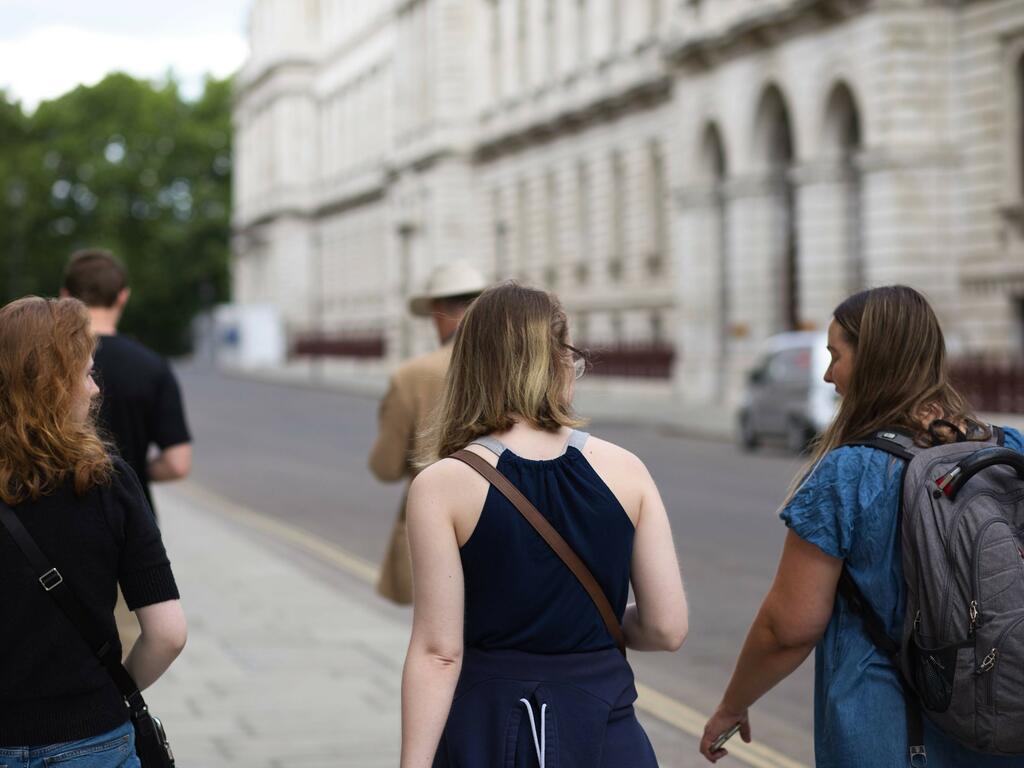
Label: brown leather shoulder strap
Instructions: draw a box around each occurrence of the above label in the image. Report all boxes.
[451,449,627,656]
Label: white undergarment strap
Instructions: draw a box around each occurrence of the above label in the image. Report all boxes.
[470,435,507,457]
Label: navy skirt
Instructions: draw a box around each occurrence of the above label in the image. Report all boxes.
[433,648,658,768]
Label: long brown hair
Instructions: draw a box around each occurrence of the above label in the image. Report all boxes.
[419,282,586,465]
[793,285,984,497]
[0,297,113,504]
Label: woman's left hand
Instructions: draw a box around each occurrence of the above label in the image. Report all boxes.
[699,703,751,763]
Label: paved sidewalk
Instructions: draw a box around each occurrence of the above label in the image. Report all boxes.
[145,483,407,767]
[143,481,785,768]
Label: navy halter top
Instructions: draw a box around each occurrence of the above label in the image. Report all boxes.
[459,430,636,654]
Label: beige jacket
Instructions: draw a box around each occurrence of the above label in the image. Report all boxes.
[368,343,453,483]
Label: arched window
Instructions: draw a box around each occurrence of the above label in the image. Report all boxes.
[649,0,662,36]
[577,0,589,68]
[516,178,530,281]
[517,0,529,92]
[1017,53,1024,199]
[701,123,729,397]
[544,171,559,286]
[545,0,558,80]
[610,150,626,281]
[576,160,592,284]
[491,188,507,280]
[490,0,503,99]
[824,82,863,294]
[754,86,798,331]
[609,0,623,53]
[647,140,667,276]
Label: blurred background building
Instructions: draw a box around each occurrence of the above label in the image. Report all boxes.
[231,0,1024,414]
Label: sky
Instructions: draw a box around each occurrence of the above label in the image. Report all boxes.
[0,0,251,110]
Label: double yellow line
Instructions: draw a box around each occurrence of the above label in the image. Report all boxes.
[175,481,808,768]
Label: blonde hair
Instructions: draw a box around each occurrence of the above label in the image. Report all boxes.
[418,282,586,465]
[787,285,985,503]
[0,297,113,504]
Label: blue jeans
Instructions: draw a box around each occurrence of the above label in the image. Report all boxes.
[0,722,139,768]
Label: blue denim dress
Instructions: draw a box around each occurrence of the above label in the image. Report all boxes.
[433,431,658,768]
[780,427,1024,768]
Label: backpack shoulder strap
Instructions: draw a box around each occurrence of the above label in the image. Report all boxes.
[836,569,899,656]
[992,425,1006,447]
[450,449,627,657]
[0,500,150,715]
[835,428,927,761]
[843,428,919,462]
[837,567,925,761]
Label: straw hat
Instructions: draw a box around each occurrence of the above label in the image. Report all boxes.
[408,261,489,317]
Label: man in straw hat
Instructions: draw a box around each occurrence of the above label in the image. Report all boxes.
[369,260,488,604]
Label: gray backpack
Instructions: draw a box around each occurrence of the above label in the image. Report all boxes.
[839,424,1024,764]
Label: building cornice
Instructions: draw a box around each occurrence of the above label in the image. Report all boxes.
[233,206,314,231]
[561,289,676,314]
[234,56,318,104]
[473,69,672,162]
[666,0,870,72]
[314,177,388,218]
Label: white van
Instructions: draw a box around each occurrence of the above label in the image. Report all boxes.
[737,332,839,453]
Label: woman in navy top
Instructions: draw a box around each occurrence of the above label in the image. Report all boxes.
[700,286,1023,767]
[400,283,689,767]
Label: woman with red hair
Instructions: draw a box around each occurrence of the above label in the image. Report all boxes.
[0,297,186,767]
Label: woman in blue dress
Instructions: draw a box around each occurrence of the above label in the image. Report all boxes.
[400,282,689,768]
[700,285,1024,768]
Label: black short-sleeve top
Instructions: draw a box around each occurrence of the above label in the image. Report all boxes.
[0,458,180,745]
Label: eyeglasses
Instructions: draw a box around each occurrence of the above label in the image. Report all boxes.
[567,345,588,380]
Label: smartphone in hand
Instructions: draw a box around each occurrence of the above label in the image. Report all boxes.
[710,723,742,753]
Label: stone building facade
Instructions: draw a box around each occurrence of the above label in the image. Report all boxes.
[233,0,1024,409]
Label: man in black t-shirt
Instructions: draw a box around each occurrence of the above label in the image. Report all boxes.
[61,249,192,512]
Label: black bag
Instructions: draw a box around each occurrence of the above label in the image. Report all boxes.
[0,501,175,767]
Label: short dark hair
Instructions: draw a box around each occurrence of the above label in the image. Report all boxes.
[63,249,128,308]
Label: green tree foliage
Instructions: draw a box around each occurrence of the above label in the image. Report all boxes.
[0,73,233,354]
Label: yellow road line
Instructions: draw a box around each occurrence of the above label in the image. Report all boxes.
[634,684,809,768]
[172,481,809,768]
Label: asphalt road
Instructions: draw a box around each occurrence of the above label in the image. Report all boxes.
[174,364,815,764]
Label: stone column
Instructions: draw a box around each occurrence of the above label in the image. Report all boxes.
[723,174,792,397]
[792,159,859,328]
[673,182,726,403]
[858,149,960,315]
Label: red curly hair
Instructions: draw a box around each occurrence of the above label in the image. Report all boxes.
[0,297,112,504]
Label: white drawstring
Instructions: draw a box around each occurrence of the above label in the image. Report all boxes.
[519,698,547,768]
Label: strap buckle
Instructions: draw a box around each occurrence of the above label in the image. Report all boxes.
[910,745,928,767]
[39,567,63,591]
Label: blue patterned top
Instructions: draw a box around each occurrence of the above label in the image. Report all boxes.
[780,427,1024,768]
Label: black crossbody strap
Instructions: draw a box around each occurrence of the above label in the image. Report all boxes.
[837,567,925,762]
[0,500,148,714]
[835,425,929,764]
[836,570,899,657]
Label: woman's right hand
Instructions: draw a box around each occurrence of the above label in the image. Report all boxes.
[699,703,751,763]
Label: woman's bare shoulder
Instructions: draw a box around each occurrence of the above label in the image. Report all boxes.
[409,447,495,504]
[579,435,651,520]
[581,435,648,475]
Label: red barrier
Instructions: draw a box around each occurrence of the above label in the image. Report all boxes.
[293,335,386,359]
[585,345,676,379]
[951,357,1024,415]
